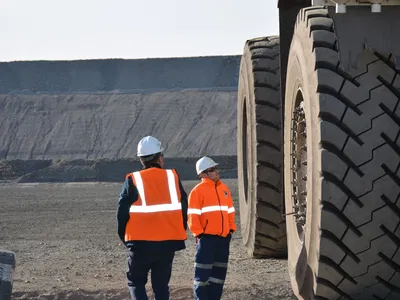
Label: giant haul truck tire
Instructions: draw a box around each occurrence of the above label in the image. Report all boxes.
[237,36,287,258]
[0,250,15,300]
[284,6,400,299]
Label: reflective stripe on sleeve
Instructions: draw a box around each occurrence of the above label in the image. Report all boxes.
[188,208,202,215]
[228,207,235,214]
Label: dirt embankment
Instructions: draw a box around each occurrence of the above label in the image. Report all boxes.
[0,56,240,183]
[0,156,238,183]
[0,91,238,161]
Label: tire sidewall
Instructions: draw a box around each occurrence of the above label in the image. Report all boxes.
[237,51,257,254]
[284,27,322,298]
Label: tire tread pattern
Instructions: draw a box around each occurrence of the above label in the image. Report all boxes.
[295,6,400,300]
[243,36,287,257]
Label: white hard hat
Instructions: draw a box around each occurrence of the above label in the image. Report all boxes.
[137,136,164,157]
[196,156,219,175]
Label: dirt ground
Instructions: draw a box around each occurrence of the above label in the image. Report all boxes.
[0,179,296,300]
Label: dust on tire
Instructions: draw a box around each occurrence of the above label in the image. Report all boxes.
[237,36,287,259]
[284,6,400,299]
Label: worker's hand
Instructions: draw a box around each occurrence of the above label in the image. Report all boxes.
[195,233,204,245]
[119,240,128,248]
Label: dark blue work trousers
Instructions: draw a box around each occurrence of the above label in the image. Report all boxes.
[194,234,231,300]
[126,248,175,300]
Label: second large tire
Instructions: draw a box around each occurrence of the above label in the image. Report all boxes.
[237,36,287,258]
[284,6,400,299]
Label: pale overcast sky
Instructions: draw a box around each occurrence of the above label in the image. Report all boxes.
[0,0,279,62]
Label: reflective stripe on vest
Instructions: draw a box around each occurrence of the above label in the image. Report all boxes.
[130,169,181,213]
[188,205,235,215]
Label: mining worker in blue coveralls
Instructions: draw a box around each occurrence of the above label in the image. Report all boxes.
[187,156,237,300]
[117,136,188,300]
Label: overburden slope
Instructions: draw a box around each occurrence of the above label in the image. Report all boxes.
[0,55,241,181]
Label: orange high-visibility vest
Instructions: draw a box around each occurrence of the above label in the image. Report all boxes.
[124,168,187,242]
[188,178,236,238]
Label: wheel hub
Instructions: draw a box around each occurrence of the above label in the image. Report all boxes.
[290,100,308,239]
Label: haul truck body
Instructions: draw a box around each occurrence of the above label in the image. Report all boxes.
[237,0,400,298]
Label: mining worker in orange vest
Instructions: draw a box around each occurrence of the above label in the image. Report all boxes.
[188,156,236,300]
[116,136,188,300]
